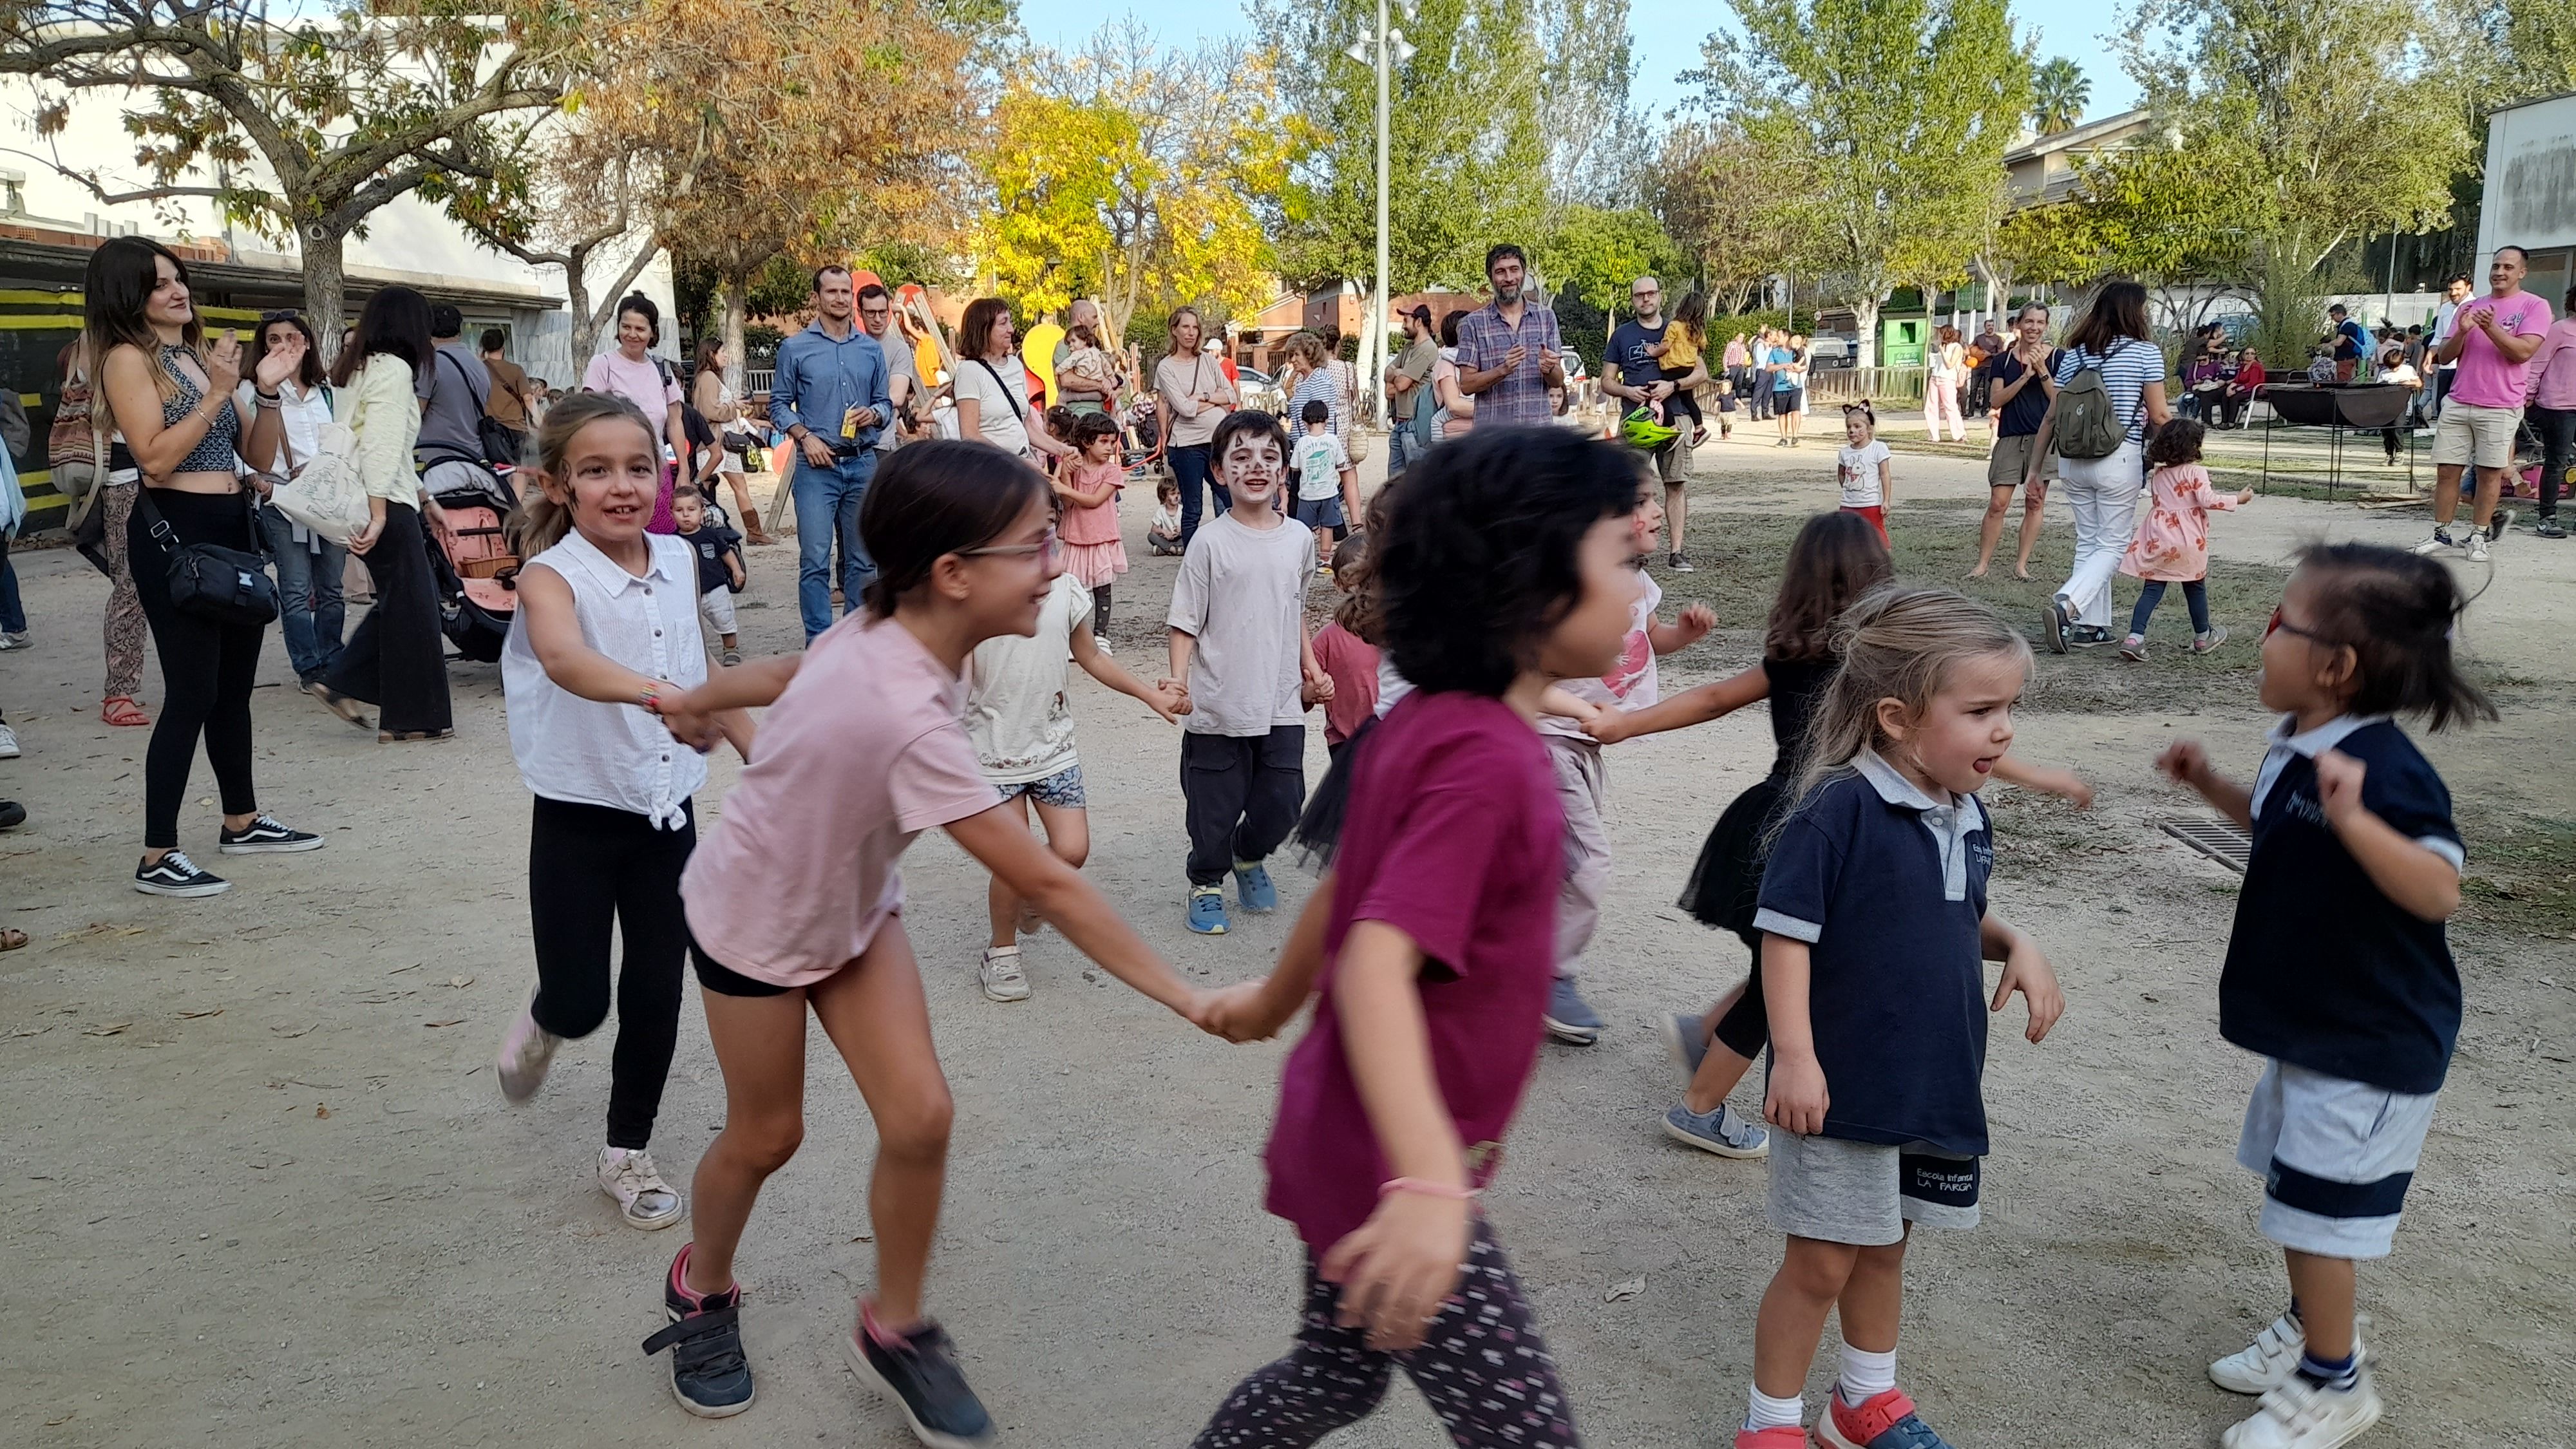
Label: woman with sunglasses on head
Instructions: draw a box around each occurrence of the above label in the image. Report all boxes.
[84,237,324,898]
[235,311,346,688]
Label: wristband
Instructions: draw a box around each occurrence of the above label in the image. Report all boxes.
[1379,1177,1477,1201]
[638,682,666,715]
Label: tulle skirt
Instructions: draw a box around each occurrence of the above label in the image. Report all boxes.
[1062,537,1128,589]
[1678,772,1792,945]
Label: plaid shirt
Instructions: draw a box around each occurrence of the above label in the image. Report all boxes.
[1455,300,1563,426]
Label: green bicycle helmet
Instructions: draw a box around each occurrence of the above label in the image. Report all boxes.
[1620,406,1680,450]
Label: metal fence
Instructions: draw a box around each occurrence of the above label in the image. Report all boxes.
[1806,365,1926,406]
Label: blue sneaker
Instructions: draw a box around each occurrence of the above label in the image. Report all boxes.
[1662,1102,1770,1159]
[1661,1012,1711,1081]
[1542,977,1602,1045]
[1232,860,1278,913]
[1186,886,1229,935]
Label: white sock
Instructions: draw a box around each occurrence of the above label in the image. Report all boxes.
[1837,1342,1897,1405]
[1745,1385,1803,1432]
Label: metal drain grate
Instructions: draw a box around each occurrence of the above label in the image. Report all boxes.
[2159,816,2252,873]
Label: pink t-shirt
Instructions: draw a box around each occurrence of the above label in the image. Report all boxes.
[1261,690,1563,1255]
[2526,317,2576,411]
[680,616,1000,987]
[1058,458,1124,545]
[2448,289,2554,409]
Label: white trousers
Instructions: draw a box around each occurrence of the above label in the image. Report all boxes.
[2054,442,2142,630]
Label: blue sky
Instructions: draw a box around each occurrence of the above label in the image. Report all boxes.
[1018,0,2141,122]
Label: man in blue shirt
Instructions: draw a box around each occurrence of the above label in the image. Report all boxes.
[769,265,893,641]
[1600,276,1708,571]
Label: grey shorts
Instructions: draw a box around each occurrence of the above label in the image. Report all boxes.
[1767,1131,1981,1245]
[1988,431,2058,489]
[993,762,1086,809]
[2237,1058,2437,1260]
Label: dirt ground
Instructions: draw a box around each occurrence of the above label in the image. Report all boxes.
[3,424,2570,1449]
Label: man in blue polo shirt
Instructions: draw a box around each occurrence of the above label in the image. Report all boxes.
[770,264,893,642]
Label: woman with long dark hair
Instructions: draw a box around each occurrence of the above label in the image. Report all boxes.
[235,310,346,686]
[1153,306,1238,545]
[2025,279,2172,651]
[312,284,455,741]
[86,236,323,897]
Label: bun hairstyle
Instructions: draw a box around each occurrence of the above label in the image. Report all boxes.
[857,438,1048,618]
[616,291,661,346]
[1793,585,2030,806]
[2289,542,2496,732]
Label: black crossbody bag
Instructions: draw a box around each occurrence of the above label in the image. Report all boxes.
[137,487,278,626]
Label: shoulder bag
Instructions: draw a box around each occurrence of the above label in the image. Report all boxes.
[264,395,371,544]
[137,486,277,626]
[971,358,1032,456]
[443,350,524,467]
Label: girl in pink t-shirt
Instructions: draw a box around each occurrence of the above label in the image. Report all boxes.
[2117,418,2253,661]
[1188,428,1649,1449]
[1056,410,1130,629]
[639,440,1235,1437]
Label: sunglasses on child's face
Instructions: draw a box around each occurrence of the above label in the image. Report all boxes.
[2265,605,2331,644]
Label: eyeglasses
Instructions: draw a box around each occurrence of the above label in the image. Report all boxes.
[959,528,1063,563]
[2265,605,2334,645]
[259,309,303,323]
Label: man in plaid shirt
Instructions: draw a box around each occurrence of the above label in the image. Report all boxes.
[1456,243,1566,426]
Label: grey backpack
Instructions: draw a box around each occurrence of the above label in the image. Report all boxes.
[2054,342,2137,460]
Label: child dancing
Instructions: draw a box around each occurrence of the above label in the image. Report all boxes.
[1056,410,1128,630]
[2117,417,2255,661]
[1734,585,2064,1449]
[2157,543,2490,1449]
[1188,424,1647,1448]
[641,439,1235,1442]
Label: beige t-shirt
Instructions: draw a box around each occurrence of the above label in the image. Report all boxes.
[1166,509,1314,735]
[1155,354,1236,448]
[681,616,1000,986]
[966,574,1093,784]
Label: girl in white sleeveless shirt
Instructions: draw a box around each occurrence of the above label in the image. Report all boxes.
[492,393,753,1231]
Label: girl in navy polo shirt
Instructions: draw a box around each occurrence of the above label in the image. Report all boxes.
[1736,585,2065,1449]
[2157,542,2490,1449]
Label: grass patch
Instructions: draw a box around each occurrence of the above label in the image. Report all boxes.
[2451,804,2576,942]
[1880,436,2439,506]
[1662,498,2286,715]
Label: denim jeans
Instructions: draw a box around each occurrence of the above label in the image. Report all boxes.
[259,504,345,681]
[0,529,24,634]
[2129,578,2210,638]
[793,451,877,641]
[1387,408,1422,478]
[1171,444,1231,547]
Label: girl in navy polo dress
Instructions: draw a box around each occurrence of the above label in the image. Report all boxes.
[1735,585,2065,1449]
[2157,542,2490,1449]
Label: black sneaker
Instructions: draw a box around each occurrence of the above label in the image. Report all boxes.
[844,1312,995,1448]
[2069,625,2119,649]
[1667,551,1697,573]
[218,814,325,854]
[643,1246,755,1418]
[134,851,230,897]
[2040,597,2069,654]
[2487,507,2515,542]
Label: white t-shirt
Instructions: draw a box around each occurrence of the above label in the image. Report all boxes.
[965,574,1092,784]
[1293,430,1349,501]
[1539,571,1661,739]
[1837,439,1892,507]
[955,356,1032,457]
[1166,509,1315,735]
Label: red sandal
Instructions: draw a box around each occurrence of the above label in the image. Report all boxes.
[100,696,150,728]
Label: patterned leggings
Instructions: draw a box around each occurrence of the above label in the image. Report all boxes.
[1193,1217,1580,1448]
[100,482,147,700]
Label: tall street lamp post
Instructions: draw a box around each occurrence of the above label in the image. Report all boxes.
[1347,0,1415,428]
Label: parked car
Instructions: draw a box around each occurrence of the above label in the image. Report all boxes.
[1806,334,1858,368]
[1233,364,1283,415]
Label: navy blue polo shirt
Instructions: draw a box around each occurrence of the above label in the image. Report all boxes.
[2221,715,2463,1095]
[1755,752,1996,1156]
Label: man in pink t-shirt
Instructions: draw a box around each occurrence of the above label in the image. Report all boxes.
[2420,246,2553,562]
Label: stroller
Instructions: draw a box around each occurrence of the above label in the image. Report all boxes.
[417,446,522,664]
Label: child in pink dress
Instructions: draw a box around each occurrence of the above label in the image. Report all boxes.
[1056,411,1130,630]
[2119,417,2255,661]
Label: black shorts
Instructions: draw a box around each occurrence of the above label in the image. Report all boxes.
[693,943,791,998]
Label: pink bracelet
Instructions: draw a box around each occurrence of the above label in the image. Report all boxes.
[1379,1177,1478,1201]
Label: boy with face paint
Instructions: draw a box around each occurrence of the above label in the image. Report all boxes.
[1167,410,1332,936]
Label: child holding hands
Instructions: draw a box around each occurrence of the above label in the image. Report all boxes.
[2157,542,2490,1449]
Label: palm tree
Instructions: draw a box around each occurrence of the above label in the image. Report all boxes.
[2030,58,2090,135]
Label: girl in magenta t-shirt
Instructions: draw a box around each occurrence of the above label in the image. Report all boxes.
[635,439,1235,1439]
[1187,426,1647,1449]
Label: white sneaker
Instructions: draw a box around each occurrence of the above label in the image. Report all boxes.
[2466,533,2490,563]
[979,944,1031,1003]
[0,722,19,759]
[2221,1374,2383,1449]
[495,1000,562,1103]
[2213,1314,2369,1394]
[2409,529,2456,556]
[597,1146,685,1230]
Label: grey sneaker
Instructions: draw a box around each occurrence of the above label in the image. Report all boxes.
[1662,1102,1770,1159]
[2118,634,2148,662]
[496,1000,562,1103]
[1660,1011,1710,1081]
[978,945,1031,1003]
[0,630,28,650]
[2191,625,2231,655]
[1542,977,1602,1046]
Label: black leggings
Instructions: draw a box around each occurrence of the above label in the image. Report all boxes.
[1713,936,1770,1061]
[1193,1216,1579,1448]
[129,490,264,849]
[527,795,693,1150]
[1092,583,1112,634]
